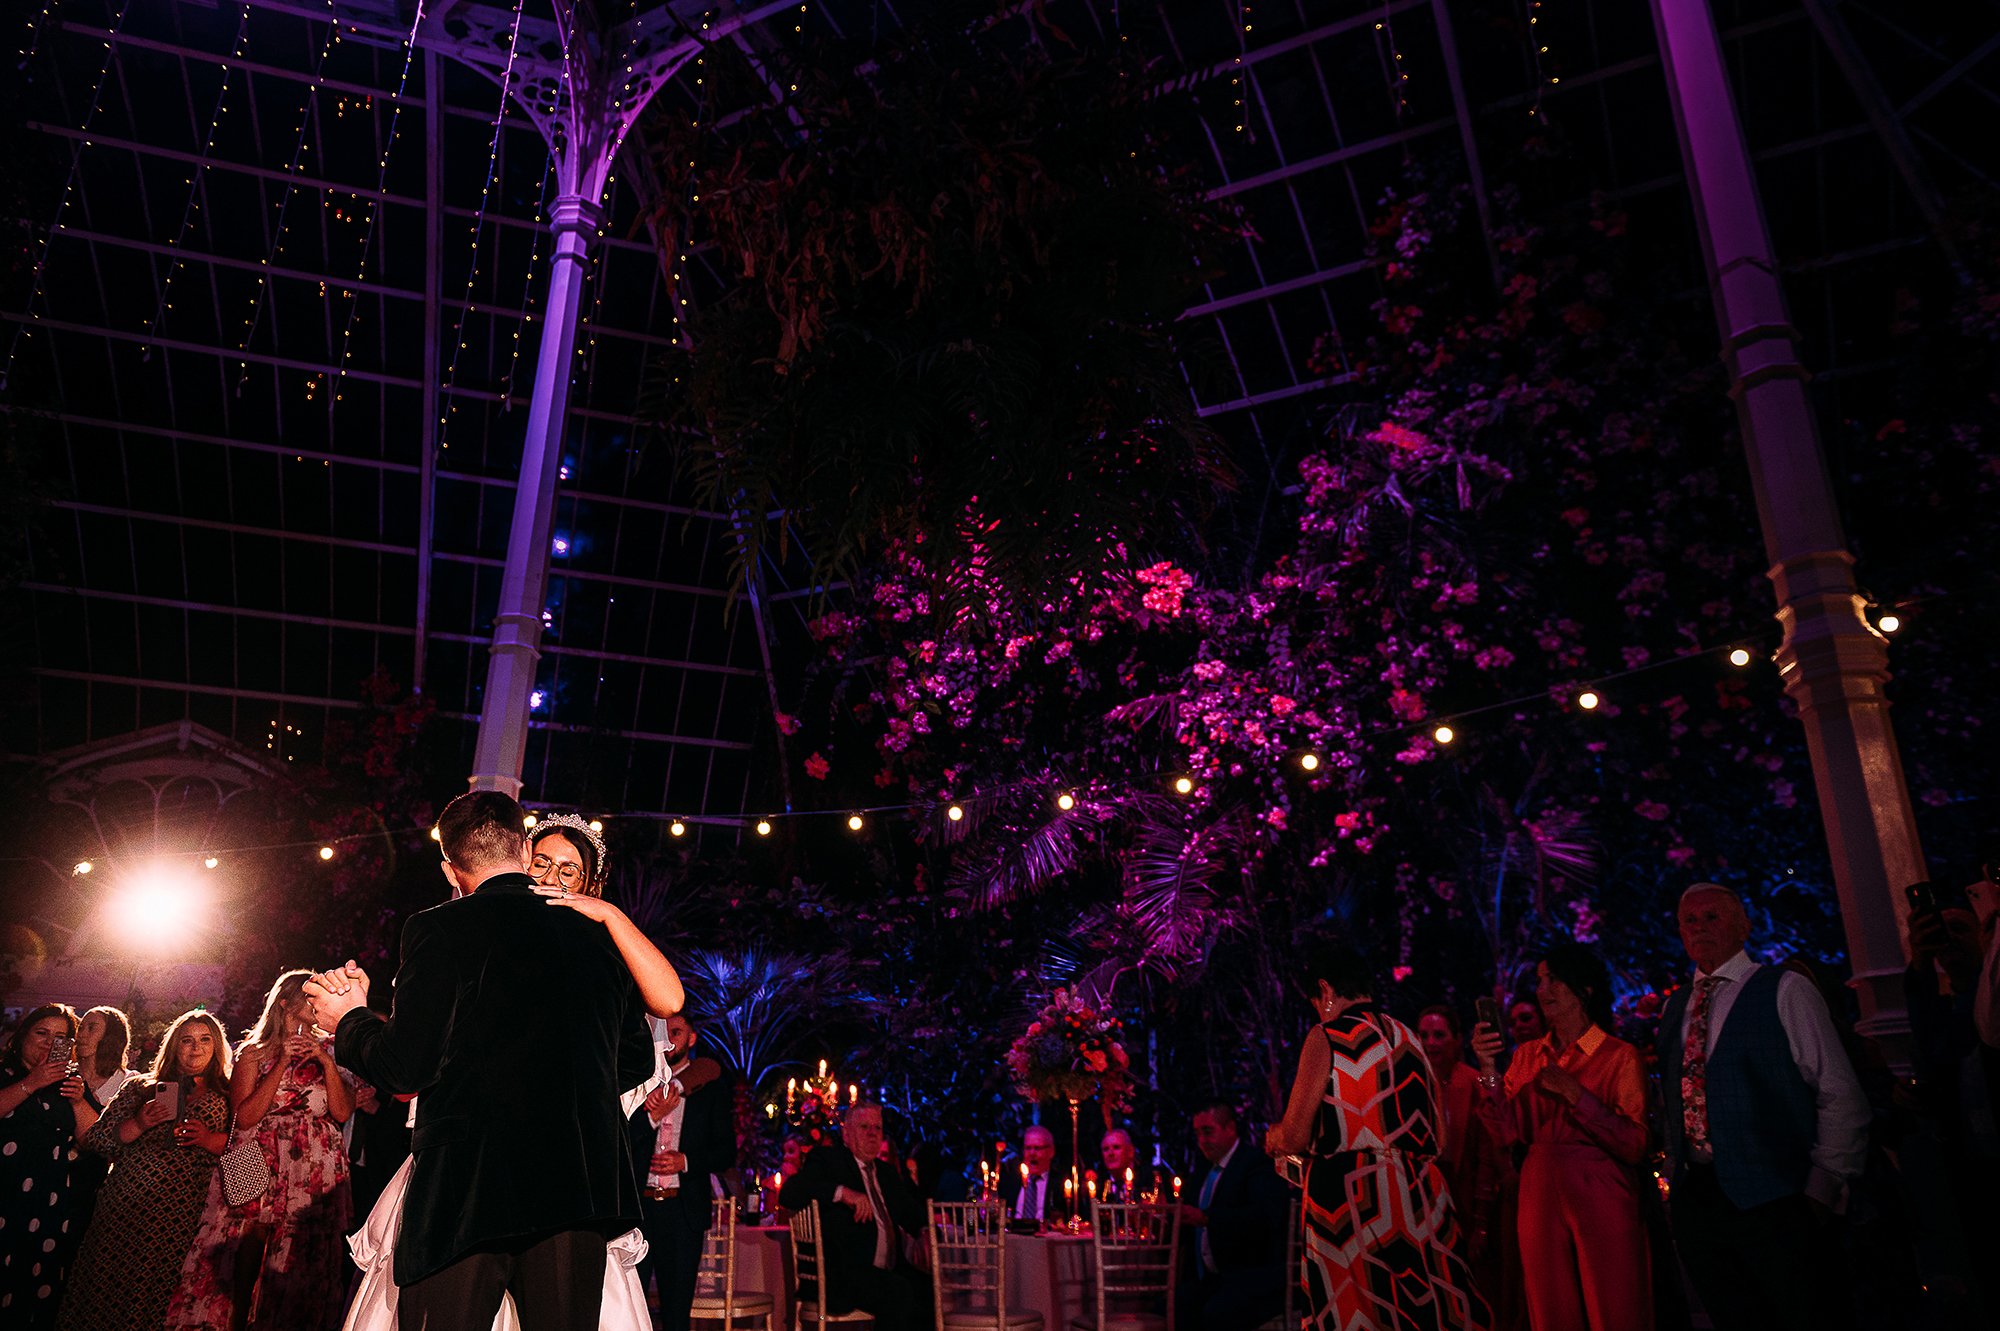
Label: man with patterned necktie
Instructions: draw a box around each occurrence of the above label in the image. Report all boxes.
[1656,883,1869,1331]
[1001,1125,1057,1222]
[778,1102,929,1331]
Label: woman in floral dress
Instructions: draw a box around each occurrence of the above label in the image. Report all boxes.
[1266,946,1489,1331]
[58,1010,233,1331]
[166,972,355,1331]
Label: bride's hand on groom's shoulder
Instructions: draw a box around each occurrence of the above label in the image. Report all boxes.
[531,883,624,924]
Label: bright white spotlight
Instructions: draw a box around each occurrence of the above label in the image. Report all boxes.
[109,865,209,951]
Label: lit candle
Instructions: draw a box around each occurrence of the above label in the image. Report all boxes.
[772,1172,782,1192]
[1124,1166,1135,1196]
[1087,1179,1097,1202]
[981,1162,992,1188]
[848,1083,858,1104]
[1064,1178,1074,1200]
[765,1103,777,1118]
[1172,1176,1182,1200]
[1021,1162,1030,1186]
[819,1059,828,1079]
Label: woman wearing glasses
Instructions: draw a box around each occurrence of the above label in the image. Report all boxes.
[339,813,683,1331]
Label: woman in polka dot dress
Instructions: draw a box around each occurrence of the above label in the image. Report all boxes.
[0,1003,100,1330]
[56,1010,233,1331]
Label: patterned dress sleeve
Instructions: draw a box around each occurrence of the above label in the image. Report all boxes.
[79,1079,149,1160]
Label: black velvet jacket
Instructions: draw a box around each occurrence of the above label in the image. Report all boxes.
[334,872,656,1285]
[779,1140,926,1307]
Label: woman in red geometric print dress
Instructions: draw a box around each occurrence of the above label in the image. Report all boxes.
[1267,945,1490,1331]
[166,971,355,1331]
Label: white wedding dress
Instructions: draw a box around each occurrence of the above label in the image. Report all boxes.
[341,1052,663,1331]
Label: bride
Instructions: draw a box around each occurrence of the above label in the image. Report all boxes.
[341,814,690,1331]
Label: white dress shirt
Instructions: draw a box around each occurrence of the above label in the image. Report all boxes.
[1677,950,1869,1207]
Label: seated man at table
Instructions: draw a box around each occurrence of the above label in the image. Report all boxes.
[1175,1102,1289,1331]
[1002,1124,1059,1223]
[779,1102,931,1331]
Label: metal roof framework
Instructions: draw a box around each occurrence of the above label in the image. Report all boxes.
[1,0,1991,823]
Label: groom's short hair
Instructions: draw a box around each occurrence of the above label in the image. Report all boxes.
[437,791,528,871]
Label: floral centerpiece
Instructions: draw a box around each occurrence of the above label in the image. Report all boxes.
[1006,989,1133,1109]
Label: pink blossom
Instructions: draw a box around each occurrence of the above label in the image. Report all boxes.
[804,752,831,780]
[1269,694,1297,716]
[1392,966,1414,983]
[1634,800,1670,821]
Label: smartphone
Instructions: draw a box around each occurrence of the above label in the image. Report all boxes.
[47,1034,74,1067]
[153,1080,181,1119]
[1905,881,1941,920]
[1474,997,1502,1035]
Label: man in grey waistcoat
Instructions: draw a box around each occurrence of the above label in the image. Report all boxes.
[1656,882,1869,1331]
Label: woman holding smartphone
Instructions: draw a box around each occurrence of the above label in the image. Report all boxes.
[1472,944,1651,1331]
[0,1003,94,1330]
[59,1010,233,1331]
[167,972,355,1331]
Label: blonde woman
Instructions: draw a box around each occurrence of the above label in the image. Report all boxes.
[166,974,355,1331]
[60,1011,232,1331]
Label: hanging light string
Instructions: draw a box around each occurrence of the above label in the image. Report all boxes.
[0,0,137,393]
[141,0,255,359]
[48,618,1868,873]
[16,0,60,68]
[435,0,527,453]
[1526,0,1556,121]
[1373,0,1411,122]
[494,158,556,412]
[572,0,647,384]
[327,0,428,409]
[232,0,342,397]
[1229,0,1249,135]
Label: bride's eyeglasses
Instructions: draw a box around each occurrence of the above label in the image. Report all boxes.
[530,853,583,887]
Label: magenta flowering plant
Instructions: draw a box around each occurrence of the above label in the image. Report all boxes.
[1006,989,1133,1109]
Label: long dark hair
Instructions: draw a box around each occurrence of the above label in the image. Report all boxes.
[82,1006,132,1082]
[1540,943,1615,1033]
[2,1002,79,1068]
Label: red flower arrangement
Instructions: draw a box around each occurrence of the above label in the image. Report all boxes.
[1006,989,1133,1108]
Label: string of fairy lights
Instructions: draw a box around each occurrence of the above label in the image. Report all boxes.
[233,0,343,397]
[0,0,136,393]
[56,614,1913,878]
[1374,0,1412,122]
[140,1,255,360]
[434,0,527,451]
[325,0,429,410]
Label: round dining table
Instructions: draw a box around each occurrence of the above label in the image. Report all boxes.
[1005,1230,1095,1328]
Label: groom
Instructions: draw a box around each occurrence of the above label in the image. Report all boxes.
[306,790,655,1331]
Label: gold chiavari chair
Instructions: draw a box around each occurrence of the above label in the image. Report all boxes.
[1069,1202,1179,1331]
[927,1199,1043,1331]
[692,1196,777,1329]
[789,1200,876,1329]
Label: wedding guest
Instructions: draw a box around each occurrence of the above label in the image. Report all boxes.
[1509,998,1547,1048]
[1001,1125,1057,1222]
[1266,946,1486,1331]
[1175,1103,1288,1331]
[1473,944,1651,1331]
[166,971,356,1331]
[630,1012,732,1331]
[1657,884,1867,1331]
[779,1102,929,1331]
[0,1004,94,1330]
[58,1010,232,1331]
[781,1135,808,1178]
[67,1007,135,1238]
[76,1009,135,1106]
[1099,1128,1139,1200]
[1419,1006,1504,1267]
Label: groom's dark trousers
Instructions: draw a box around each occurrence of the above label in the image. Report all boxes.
[334,871,654,1331]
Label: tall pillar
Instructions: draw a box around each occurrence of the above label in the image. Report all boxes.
[467,194,600,796]
[1650,0,1924,1060]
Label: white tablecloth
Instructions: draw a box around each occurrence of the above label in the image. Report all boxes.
[734,1224,795,1328]
[1006,1233,1094,1328]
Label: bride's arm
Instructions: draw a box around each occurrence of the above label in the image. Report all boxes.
[533,887,686,1017]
